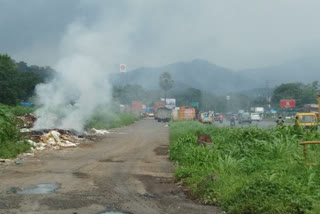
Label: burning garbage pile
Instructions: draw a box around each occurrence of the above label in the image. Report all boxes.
[14,113,110,152]
[27,129,81,151]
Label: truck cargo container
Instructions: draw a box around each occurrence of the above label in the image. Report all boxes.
[178,106,196,121]
[157,107,172,122]
[304,104,319,114]
[131,101,143,117]
[154,102,166,119]
[172,109,179,121]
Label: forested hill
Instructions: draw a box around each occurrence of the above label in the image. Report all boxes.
[110,57,320,93]
[109,59,260,94]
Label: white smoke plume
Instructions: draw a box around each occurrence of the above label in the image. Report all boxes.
[33,3,137,131]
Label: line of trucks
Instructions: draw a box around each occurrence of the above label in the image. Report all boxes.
[152,102,263,124]
[128,94,320,128]
[154,102,196,122]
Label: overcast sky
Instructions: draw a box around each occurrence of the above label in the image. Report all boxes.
[1,0,320,70]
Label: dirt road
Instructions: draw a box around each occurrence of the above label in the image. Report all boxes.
[0,118,221,214]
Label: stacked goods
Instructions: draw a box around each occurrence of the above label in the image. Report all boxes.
[178,106,195,121]
[171,109,179,121]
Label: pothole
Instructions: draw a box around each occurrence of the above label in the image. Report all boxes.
[99,210,132,214]
[99,158,124,163]
[73,172,89,179]
[153,145,169,156]
[9,183,60,194]
[139,193,157,199]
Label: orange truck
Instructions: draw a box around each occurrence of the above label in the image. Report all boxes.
[131,101,143,117]
[178,106,196,121]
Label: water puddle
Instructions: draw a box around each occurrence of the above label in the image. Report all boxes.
[9,183,60,194]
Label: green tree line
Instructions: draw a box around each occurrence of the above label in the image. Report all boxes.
[271,81,319,108]
[0,54,55,105]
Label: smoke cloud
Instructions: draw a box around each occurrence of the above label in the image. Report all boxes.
[33,4,136,131]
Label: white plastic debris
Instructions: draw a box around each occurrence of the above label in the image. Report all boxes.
[27,140,37,147]
[90,128,110,135]
[59,141,77,147]
[26,128,85,152]
[47,138,56,145]
[50,131,61,144]
[22,153,34,156]
[36,146,45,151]
[41,142,47,146]
[20,128,31,133]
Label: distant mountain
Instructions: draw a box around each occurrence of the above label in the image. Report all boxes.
[110,59,260,94]
[241,56,320,87]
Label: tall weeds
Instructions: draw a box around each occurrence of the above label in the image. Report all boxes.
[170,121,320,213]
[0,106,30,158]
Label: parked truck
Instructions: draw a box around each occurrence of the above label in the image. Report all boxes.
[254,107,264,114]
[157,107,172,122]
[154,102,165,119]
[131,101,143,117]
[304,104,319,114]
[178,106,196,121]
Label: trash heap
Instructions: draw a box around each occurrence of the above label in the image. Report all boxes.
[14,113,111,152]
[14,113,37,128]
[27,129,82,151]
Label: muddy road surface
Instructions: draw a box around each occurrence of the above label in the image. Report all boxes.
[0,118,221,214]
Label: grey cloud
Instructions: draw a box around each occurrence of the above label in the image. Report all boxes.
[1,0,320,69]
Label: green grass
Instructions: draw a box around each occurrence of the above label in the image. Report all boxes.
[0,103,35,116]
[0,104,31,158]
[170,121,320,214]
[85,109,139,130]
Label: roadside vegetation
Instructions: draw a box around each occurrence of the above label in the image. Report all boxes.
[85,109,139,130]
[0,104,33,158]
[0,103,139,159]
[170,121,320,214]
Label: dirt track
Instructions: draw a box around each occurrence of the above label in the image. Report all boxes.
[0,118,221,214]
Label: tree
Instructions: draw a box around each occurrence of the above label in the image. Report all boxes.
[18,71,42,100]
[300,81,319,104]
[272,82,319,109]
[159,72,174,103]
[0,54,19,105]
[174,88,201,107]
[271,83,304,107]
[0,54,56,105]
[113,84,148,105]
